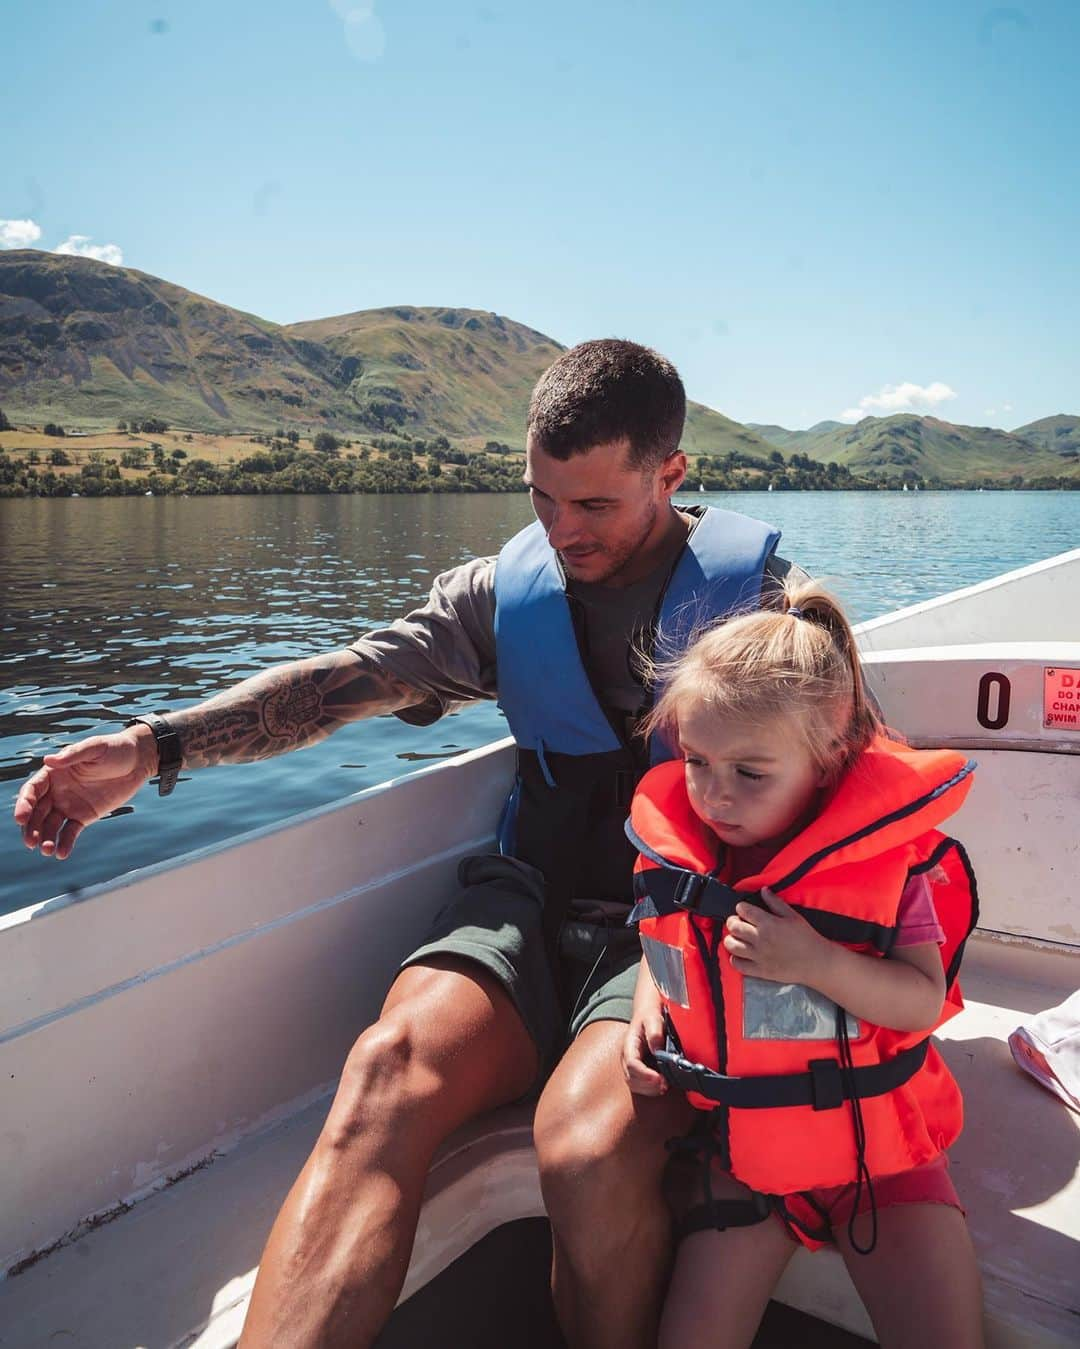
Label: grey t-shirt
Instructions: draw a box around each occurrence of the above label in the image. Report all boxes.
[349,515,804,726]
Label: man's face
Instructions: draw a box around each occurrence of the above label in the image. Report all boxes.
[523,435,687,587]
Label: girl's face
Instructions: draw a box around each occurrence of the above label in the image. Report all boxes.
[678,701,827,851]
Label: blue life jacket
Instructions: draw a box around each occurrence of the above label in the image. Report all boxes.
[493,505,780,926]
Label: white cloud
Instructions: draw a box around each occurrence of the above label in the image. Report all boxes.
[54,235,124,266]
[329,0,386,62]
[0,218,43,248]
[839,381,957,423]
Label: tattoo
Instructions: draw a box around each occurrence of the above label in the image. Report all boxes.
[262,680,322,739]
[170,652,421,769]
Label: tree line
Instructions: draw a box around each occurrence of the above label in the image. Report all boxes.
[1,408,1077,496]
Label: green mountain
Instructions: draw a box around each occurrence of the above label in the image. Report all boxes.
[1011,415,1080,459]
[0,250,358,431]
[746,420,845,450]
[748,414,1078,482]
[0,253,780,457]
[284,306,563,443]
[0,252,1075,481]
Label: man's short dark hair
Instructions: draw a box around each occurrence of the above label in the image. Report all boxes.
[526,339,686,471]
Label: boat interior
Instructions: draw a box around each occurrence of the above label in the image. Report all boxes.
[2,550,1078,1347]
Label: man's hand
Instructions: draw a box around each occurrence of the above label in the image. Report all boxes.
[723,887,830,986]
[13,725,158,860]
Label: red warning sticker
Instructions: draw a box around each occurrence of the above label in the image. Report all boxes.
[1044,667,1080,730]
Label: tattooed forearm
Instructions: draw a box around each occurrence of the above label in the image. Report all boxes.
[168,651,422,769]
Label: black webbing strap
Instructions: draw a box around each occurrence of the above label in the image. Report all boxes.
[654,1037,929,1111]
[631,868,745,921]
[666,1113,774,1243]
[630,869,899,953]
[677,1194,773,1239]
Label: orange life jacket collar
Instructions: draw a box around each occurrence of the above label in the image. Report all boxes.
[627,735,975,897]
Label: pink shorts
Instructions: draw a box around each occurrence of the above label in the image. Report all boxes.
[775,1153,962,1250]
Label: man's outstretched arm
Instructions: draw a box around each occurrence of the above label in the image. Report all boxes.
[13,650,422,859]
[167,649,421,766]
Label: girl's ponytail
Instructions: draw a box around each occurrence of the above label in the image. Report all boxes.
[779,582,880,775]
[642,578,880,784]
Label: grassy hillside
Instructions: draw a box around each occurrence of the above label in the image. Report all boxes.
[0,252,789,458]
[0,251,357,433]
[284,306,564,444]
[1012,415,1080,459]
[745,420,845,450]
[751,414,1078,482]
[1,253,1076,482]
[681,404,777,459]
[284,308,781,458]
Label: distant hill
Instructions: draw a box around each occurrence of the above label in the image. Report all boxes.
[0,252,1076,481]
[746,420,845,450]
[798,415,1073,481]
[0,251,359,432]
[284,305,564,443]
[0,253,784,458]
[748,414,1079,483]
[284,309,779,457]
[1012,415,1080,459]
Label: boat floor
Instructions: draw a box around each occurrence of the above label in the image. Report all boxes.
[2,933,1077,1349]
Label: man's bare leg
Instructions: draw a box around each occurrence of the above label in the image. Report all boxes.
[239,956,538,1349]
[534,1020,695,1349]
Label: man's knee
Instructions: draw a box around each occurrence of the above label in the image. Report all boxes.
[535,1055,692,1217]
[535,1080,659,1210]
[323,1014,442,1151]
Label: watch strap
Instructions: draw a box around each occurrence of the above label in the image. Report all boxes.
[125,712,183,796]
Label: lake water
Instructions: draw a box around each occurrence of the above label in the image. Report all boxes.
[2,490,1077,918]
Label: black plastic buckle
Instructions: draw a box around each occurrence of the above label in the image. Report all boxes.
[808,1058,845,1111]
[673,872,706,909]
[654,1048,710,1096]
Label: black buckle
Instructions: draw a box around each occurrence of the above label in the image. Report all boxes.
[674,872,706,909]
[808,1058,845,1111]
[654,1048,708,1096]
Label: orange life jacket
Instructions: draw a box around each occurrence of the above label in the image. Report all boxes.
[628,737,978,1195]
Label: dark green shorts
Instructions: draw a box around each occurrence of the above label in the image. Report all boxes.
[401,853,641,1081]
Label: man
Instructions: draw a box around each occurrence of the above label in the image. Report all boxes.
[14,340,796,1348]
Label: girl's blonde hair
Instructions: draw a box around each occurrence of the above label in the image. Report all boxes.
[641,579,880,784]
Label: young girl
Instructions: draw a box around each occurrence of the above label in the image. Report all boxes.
[622,582,985,1349]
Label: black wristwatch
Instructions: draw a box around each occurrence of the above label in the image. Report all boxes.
[125,712,183,796]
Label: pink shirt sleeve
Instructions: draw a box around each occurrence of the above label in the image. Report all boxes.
[893,872,946,947]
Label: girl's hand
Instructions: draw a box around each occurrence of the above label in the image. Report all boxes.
[622,1011,669,1096]
[723,887,830,986]
[622,961,668,1096]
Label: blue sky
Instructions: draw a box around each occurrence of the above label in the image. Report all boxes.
[4,0,1077,430]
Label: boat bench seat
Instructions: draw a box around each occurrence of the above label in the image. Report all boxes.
[1,935,1076,1348]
